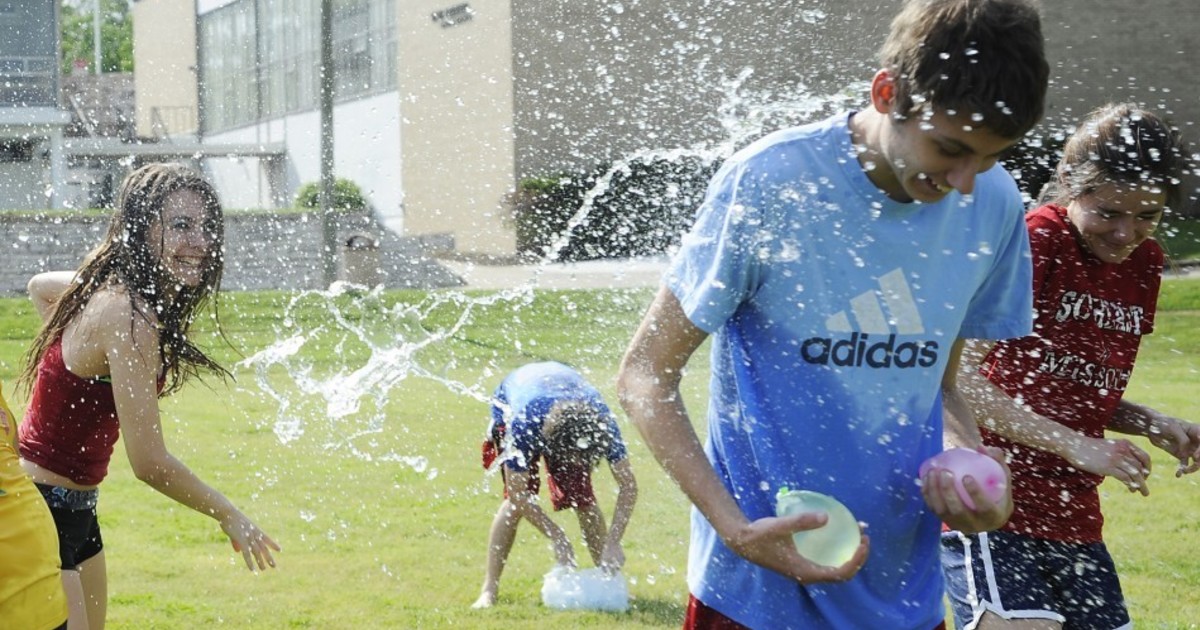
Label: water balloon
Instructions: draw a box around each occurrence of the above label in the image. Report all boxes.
[918,447,1006,510]
[775,488,859,568]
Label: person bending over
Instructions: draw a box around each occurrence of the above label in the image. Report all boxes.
[473,361,636,608]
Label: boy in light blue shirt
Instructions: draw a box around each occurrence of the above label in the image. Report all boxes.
[617,0,1050,627]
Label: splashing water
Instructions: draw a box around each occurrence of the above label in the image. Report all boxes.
[238,70,865,466]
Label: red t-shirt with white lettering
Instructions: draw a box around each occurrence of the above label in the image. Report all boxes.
[979,203,1162,543]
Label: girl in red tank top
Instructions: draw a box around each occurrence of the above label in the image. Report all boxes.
[17,163,280,630]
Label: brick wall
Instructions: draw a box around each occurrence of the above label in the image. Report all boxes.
[0,211,461,295]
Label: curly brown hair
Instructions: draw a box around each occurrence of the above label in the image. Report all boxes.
[543,401,614,469]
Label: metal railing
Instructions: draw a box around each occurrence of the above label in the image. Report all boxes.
[0,55,57,108]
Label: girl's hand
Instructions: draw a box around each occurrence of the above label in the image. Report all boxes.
[1067,437,1152,495]
[1149,416,1200,477]
[221,512,281,571]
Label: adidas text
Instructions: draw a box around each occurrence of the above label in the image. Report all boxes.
[800,333,939,368]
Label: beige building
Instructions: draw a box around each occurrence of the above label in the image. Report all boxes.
[132,0,199,140]
[130,0,1200,259]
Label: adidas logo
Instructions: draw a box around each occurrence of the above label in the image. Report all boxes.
[801,268,940,369]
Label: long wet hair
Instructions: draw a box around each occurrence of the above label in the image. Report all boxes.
[20,163,231,395]
[1038,103,1187,210]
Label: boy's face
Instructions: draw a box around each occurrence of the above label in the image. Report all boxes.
[863,73,1022,203]
[875,107,1018,203]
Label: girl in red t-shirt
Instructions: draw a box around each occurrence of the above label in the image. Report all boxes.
[941,104,1200,630]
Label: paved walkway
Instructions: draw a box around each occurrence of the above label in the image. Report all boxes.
[438,256,669,290]
[439,255,1200,291]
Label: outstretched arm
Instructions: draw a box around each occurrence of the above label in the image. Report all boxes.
[598,457,637,571]
[98,294,279,571]
[503,468,575,567]
[617,287,866,583]
[951,338,1153,495]
[1108,401,1200,477]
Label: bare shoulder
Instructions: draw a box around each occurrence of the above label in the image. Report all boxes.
[80,285,161,350]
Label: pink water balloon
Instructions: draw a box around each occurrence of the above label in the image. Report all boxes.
[919,448,1006,510]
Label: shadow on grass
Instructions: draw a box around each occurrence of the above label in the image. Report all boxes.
[627,597,687,626]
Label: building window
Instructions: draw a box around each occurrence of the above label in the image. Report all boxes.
[0,0,56,107]
[200,0,397,134]
[0,139,36,162]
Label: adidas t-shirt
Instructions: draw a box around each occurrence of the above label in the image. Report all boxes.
[666,111,1033,629]
[489,361,628,472]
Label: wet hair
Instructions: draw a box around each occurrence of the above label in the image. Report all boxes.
[21,162,230,395]
[543,401,614,469]
[1038,103,1188,211]
[879,0,1049,139]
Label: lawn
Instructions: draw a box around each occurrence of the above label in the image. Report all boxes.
[1,279,1197,629]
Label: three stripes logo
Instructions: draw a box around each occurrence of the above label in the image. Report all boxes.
[800,268,940,369]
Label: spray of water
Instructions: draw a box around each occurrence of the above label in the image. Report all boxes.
[238,70,864,467]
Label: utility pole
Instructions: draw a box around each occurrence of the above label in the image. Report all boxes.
[93,0,102,74]
[319,0,337,286]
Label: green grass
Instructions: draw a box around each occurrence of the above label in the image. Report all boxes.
[2,280,1198,628]
[1159,215,1200,263]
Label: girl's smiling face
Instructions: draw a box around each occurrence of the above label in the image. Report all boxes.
[149,189,221,287]
[1066,182,1166,264]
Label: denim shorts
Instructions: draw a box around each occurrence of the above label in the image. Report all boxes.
[941,529,1131,630]
[36,483,104,570]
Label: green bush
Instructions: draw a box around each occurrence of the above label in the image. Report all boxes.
[294,178,368,213]
[506,156,719,262]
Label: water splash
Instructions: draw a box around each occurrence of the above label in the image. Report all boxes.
[239,70,864,459]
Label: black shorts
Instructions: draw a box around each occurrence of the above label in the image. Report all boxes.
[941,529,1130,630]
[36,483,104,570]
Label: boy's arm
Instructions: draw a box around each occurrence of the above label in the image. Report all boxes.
[503,467,575,567]
[599,457,638,571]
[940,338,985,449]
[931,338,1015,531]
[617,287,866,583]
[1108,400,1200,477]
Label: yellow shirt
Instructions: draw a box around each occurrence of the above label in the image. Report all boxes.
[0,384,68,630]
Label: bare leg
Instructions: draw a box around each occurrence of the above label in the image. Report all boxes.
[61,570,89,630]
[575,504,608,567]
[473,500,521,608]
[78,550,107,629]
[975,611,1062,630]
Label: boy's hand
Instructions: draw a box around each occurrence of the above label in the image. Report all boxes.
[723,513,869,584]
[552,534,577,569]
[922,446,1013,533]
[599,540,626,574]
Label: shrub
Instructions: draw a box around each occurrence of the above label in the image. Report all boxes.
[1001,121,1073,205]
[507,156,719,262]
[294,178,368,213]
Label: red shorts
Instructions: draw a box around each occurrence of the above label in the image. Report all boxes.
[481,435,597,511]
[684,594,947,630]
